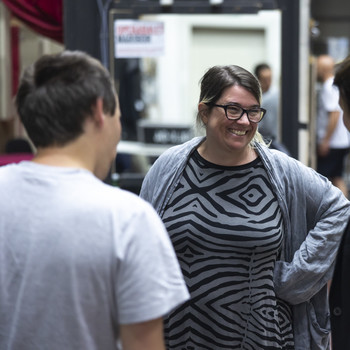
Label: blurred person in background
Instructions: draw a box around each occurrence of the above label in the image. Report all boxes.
[254,63,289,155]
[316,54,350,197]
[0,50,189,350]
[254,63,279,142]
[329,54,350,350]
[140,64,350,350]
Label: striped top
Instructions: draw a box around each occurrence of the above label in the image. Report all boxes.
[162,150,294,350]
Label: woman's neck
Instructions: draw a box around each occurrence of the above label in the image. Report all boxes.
[197,141,257,167]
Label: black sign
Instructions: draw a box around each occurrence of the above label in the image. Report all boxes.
[138,123,193,145]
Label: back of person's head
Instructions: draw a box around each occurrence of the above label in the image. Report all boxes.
[334,55,350,111]
[16,50,117,148]
[254,63,271,80]
[254,63,272,93]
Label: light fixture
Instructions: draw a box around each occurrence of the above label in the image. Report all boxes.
[160,0,174,5]
[209,0,224,5]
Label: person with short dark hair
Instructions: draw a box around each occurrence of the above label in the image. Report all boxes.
[140,64,350,349]
[254,63,272,94]
[254,63,278,142]
[329,54,350,350]
[0,50,189,350]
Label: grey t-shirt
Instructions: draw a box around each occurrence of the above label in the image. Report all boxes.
[259,86,280,141]
[0,162,189,350]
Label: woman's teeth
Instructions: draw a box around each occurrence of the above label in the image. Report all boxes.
[229,129,246,136]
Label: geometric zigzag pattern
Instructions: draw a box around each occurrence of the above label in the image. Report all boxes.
[162,151,294,350]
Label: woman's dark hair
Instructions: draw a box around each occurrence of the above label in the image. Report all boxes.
[16,50,117,148]
[334,55,350,112]
[196,65,264,145]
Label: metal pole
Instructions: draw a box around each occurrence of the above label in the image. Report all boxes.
[280,0,301,159]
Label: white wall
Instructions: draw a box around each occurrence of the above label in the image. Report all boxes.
[0,2,12,120]
[141,11,281,129]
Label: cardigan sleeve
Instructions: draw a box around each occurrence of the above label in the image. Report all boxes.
[139,154,169,213]
[272,155,350,305]
[139,137,204,214]
[139,142,187,214]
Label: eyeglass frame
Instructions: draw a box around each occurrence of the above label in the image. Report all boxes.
[205,102,266,124]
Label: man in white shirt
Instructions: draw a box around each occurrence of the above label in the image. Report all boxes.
[316,54,350,197]
[0,50,189,350]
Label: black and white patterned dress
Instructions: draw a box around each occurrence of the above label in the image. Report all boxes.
[162,150,294,350]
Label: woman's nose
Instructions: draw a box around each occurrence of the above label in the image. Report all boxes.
[236,111,251,124]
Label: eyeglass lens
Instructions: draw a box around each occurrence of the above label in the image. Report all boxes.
[226,106,262,122]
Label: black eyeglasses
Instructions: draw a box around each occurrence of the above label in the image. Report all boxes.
[205,103,266,123]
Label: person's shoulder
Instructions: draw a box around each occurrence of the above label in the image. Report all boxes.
[98,182,156,214]
[326,76,335,84]
[324,76,338,91]
[0,163,14,174]
[257,143,302,169]
[149,136,204,172]
[159,136,203,158]
[266,85,279,95]
[0,162,23,183]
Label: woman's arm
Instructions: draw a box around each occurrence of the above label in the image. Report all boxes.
[273,159,350,305]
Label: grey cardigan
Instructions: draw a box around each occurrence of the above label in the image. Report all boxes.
[140,136,350,350]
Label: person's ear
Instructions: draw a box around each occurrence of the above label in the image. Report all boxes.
[92,98,105,126]
[198,103,209,125]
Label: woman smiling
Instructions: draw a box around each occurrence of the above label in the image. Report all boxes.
[140,64,350,350]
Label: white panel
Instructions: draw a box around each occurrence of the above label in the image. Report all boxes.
[141,15,192,125]
[298,0,311,164]
[298,128,309,166]
[190,27,265,117]
[141,11,281,127]
[0,2,12,120]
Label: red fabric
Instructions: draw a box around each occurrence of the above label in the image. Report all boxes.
[3,0,63,43]
[0,154,34,166]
